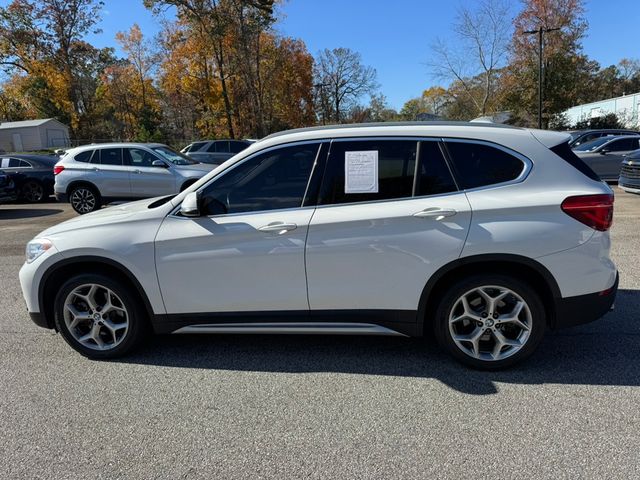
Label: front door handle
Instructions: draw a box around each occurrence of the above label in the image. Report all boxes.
[413,208,457,220]
[258,222,298,234]
[133,169,141,174]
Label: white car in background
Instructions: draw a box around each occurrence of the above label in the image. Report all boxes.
[54,143,215,214]
[21,122,617,369]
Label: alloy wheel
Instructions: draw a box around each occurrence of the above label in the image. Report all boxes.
[63,283,129,351]
[448,285,532,361]
[70,188,96,213]
[22,181,44,202]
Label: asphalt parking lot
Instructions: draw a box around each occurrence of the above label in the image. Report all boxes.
[1,190,639,479]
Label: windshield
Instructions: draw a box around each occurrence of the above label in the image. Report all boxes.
[153,146,198,165]
[573,137,612,152]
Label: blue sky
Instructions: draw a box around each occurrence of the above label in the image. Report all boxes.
[4,0,640,109]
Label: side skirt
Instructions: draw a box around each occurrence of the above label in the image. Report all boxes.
[153,310,418,337]
[174,322,408,336]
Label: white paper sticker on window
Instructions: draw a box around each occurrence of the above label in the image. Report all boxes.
[345,150,378,193]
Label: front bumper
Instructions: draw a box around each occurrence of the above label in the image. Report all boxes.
[553,272,618,328]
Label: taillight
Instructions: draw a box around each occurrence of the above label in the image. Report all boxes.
[561,194,614,231]
[53,164,65,175]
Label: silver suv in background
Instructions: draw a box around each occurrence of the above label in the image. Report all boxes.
[54,143,215,214]
[181,139,252,165]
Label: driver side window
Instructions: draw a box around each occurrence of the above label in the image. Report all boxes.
[199,143,319,215]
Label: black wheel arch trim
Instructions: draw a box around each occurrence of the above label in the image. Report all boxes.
[416,253,562,335]
[37,256,156,330]
[66,180,100,197]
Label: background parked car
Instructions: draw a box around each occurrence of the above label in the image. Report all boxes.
[54,143,216,214]
[181,139,252,165]
[572,135,640,181]
[619,149,640,194]
[568,129,640,148]
[0,172,17,203]
[0,154,57,203]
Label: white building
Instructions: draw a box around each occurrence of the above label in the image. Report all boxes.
[563,92,640,128]
[0,118,70,152]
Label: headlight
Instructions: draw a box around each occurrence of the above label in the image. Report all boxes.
[26,239,53,263]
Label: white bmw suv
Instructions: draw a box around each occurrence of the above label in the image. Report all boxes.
[20,123,618,369]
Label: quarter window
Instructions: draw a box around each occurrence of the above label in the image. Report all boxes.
[74,150,94,163]
[199,143,318,215]
[319,140,417,205]
[444,141,525,189]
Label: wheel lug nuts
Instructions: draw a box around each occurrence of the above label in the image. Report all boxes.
[481,312,488,318]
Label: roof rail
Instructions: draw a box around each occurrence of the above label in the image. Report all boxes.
[262,121,521,140]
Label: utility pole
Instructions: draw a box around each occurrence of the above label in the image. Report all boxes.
[523,26,560,129]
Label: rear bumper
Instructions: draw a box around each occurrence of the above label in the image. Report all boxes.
[55,192,68,202]
[553,272,618,329]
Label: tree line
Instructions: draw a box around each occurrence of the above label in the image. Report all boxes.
[0,0,639,148]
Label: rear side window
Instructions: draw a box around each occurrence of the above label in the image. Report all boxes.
[99,148,123,166]
[187,142,206,152]
[550,142,599,181]
[416,141,457,196]
[229,141,248,153]
[444,141,525,189]
[319,140,416,205]
[74,150,94,163]
[207,141,229,153]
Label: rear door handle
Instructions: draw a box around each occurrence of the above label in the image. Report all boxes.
[93,167,100,172]
[133,169,141,174]
[413,208,457,219]
[258,222,297,234]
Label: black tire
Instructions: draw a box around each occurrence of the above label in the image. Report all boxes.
[21,180,45,203]
[69,184,101,214]
[53,273,147,359]
[433,274,546,370]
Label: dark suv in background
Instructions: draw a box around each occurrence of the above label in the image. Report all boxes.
[181,139,252,165]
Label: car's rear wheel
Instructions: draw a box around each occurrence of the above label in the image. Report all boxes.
[434,274,546,370]
[69,185,101,214]
[53,274,147,359]
[21,180,45,203]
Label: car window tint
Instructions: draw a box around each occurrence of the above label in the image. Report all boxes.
[99,148,122,166]
[208,141,229,153]
[74,150,93,163]
[229,141,247,153]
[608,138,638,151]
[7,158,30,168]
[445,141,525,189]
[200,143,318,215]
[319,140,416,205]
[125,148,158,167]
[416,142,457,196]
[189,142,207,152]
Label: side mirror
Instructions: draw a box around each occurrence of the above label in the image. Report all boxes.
[599,148,609,155]
[180,192,200,217]
[152,159,169,168]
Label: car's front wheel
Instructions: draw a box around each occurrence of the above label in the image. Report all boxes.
[53,274,147,359]
[69,185,101,214]
[434,274,546,370]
